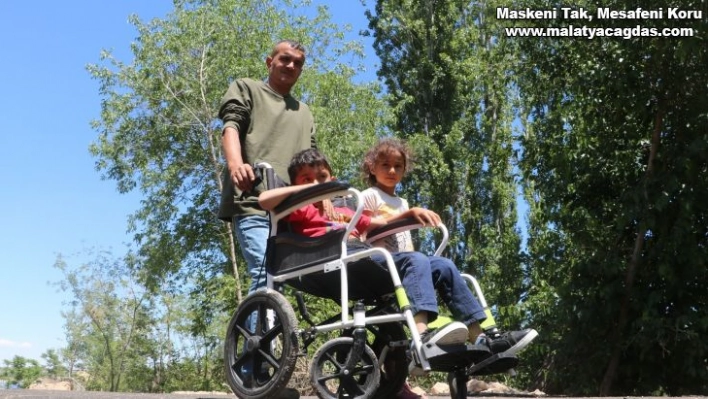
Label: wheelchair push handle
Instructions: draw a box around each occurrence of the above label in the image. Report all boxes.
[253,162,287,191]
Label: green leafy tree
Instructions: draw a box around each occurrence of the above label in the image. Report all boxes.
[515,0,708,394]
[60,307,89,378]
[56,249,228,392]
[2,356,42,389]
[55,251,156,391]
[41,349,66,379]
[365,0,525,326]
[86,3,387,389]
[87,0,385,314]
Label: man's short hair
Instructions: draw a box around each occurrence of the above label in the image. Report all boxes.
[271,39,306,57]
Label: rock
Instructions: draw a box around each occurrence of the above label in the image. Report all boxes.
[467,378,490,392]
[464,379,549,396]
[409,385,428,397]
[28,378,71,391]
[486,381,519,394]
[27,377,85,391]
[429,382,450,395]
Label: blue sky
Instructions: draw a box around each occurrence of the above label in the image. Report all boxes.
[0,1,377,363]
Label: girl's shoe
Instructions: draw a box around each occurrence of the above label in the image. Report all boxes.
[397,381,427,399]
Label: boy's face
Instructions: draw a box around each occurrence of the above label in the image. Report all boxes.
[293,164,333,185]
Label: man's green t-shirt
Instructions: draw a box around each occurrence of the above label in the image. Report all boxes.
[218,78,316,220]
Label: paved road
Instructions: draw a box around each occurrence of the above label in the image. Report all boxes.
[1,392,707,399]
[0,390,458,399]
[0,392,227,399]
[0,390,451,399]
[0,391,235,399]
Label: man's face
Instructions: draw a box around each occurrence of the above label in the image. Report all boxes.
[293,164,332,185]
[266,43,305,94]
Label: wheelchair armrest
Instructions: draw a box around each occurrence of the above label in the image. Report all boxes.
[365,217,421,243]
[273,181,351,214]
[365,216,449,256]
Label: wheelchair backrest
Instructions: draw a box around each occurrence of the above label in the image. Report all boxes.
[265,229,346,276]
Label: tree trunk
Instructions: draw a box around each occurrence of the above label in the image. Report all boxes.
[600,104,665,395]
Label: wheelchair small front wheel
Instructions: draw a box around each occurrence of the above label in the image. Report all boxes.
[447,369,469,399]
[310,337,380,399]
[223,289,298,399]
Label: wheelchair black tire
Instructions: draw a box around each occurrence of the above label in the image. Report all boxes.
[223,290,299,399]
[310,337,380,399]
[340,321,407,398]
[447,369,469,399]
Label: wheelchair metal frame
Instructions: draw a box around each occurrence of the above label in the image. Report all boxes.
[223,163,517,399]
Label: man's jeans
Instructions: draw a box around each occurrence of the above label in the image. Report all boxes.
[234,214,270,294]
[233,214,270,381]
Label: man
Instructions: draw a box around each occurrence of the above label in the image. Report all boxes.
[218,40,315,399]
[219,40,316,294]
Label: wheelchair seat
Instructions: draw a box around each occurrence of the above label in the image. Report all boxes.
[266,229,395,302]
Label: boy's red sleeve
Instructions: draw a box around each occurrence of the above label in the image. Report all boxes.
[355,213,371,235]
[336,206,370,235]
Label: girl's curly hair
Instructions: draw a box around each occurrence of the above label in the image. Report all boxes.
[361,138,415,187]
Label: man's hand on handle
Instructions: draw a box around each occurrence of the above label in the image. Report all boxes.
[222,126,257,193]
[230,163,256,193]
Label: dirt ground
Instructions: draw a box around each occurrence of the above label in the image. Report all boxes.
[23,376,543,398]
[4,391,708,399]
[6,380,708,399]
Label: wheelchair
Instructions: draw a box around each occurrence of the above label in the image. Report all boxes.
[223,165,520,399]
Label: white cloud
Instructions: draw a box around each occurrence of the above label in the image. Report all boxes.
[0,338,32,348]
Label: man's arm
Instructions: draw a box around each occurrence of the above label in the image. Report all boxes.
[222,126,256,192]
[219,79,257,193]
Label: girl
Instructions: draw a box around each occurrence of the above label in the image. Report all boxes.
[360,138,432,253]
[359,138,538,399]
[360,139,439,399]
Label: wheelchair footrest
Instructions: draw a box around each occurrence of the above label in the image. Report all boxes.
[424,343,491,373]
[467,352,519,376]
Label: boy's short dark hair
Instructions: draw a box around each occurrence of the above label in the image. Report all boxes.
[288,148,333,182]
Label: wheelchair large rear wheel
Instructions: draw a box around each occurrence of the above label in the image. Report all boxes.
[310,337,380,399]
[223,290,298,399]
